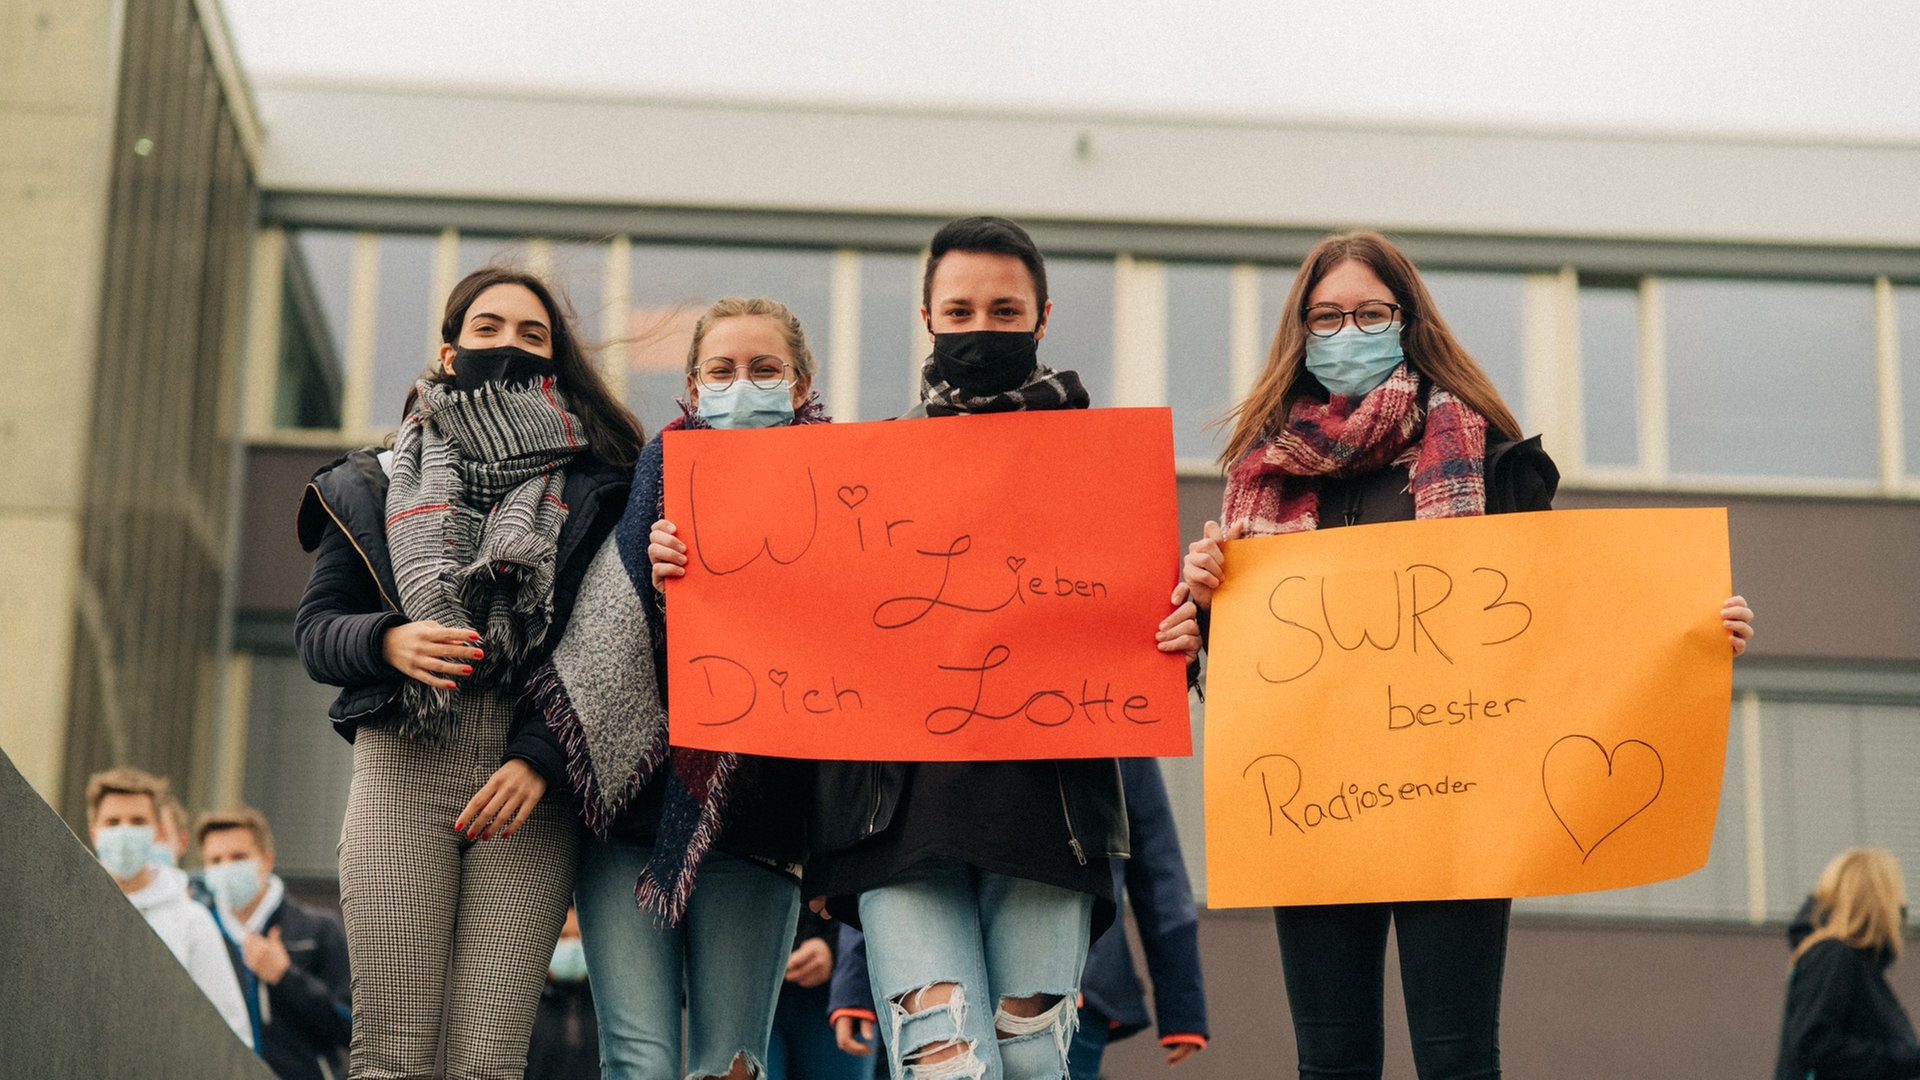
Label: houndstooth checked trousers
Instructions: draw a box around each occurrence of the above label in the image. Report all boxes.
[339,688,579,1079]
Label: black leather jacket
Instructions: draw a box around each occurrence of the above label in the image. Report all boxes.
[810,757,1129,868]
[293,447,630,779]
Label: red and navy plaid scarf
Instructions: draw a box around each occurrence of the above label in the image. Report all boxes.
[1222,363,1488,535]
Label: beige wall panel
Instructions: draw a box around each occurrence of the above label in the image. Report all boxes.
[253,81,1920,249]
[0,113,113,509]
[0,1,118,111]
[0,515,80,802]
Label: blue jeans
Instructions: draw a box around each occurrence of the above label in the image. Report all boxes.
[859,858,1092,1080]
[1064,1014,1108,1080]
[767,985,871,1080]
[1067,1006,1113,1076]
[576,840,801,1080]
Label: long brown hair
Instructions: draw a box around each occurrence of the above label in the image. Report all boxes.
[1217,231,1523,467]
[410,266,646,468]
[1794,848,1907,964]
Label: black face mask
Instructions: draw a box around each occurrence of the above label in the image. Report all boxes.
[450,345,552,392]
[929,329,1041,394]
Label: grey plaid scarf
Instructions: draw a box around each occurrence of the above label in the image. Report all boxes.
[918,357,1090,416]
[386,376,584,745]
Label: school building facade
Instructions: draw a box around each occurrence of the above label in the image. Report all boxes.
[6,13,1919,1072]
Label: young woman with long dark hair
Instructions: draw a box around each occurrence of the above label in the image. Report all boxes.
[296,266,642,1078]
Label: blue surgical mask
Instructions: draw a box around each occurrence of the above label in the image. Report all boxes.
[549,936,589,983]
[205,859,265,912]
[696,380,795,429]
[96,825,156,881]
[1304,324,1405,399]
[150,844,179,869]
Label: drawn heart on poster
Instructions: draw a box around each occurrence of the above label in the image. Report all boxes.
[1541,735,1665,863]
[836,485,869,509]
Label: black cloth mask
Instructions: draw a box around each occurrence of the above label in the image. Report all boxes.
[450,345,552,392]
[929,330,1040,395]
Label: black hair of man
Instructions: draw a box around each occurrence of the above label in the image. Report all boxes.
[921,216,1049,315]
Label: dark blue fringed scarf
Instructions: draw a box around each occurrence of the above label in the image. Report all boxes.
[526,394,829,925]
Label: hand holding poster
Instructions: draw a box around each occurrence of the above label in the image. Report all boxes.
[660,408,1192,761]
[1202,507,1732,908]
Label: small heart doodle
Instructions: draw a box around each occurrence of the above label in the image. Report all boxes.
[1006,556,1028,574]
[836,485,869,509]
[1541,735,1664,863]
[767,669,790,687]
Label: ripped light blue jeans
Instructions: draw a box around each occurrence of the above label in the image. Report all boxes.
[859,858,1093,1080]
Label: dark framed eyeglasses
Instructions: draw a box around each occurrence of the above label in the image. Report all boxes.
[1303,301,1401,338]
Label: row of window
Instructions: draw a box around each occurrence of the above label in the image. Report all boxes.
[270,228,1920,489]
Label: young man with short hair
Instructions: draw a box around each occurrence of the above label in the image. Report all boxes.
[198,806,352,1080]
[86,767,253,1049]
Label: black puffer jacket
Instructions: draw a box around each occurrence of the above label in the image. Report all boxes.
[294,447,630,780]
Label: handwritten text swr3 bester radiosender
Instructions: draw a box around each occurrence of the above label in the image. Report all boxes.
[680,463,1170,734]
[1241,560,1535,835]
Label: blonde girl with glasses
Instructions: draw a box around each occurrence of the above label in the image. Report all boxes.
[533,296,828,1080]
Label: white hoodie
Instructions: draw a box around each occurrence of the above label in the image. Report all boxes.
[127,864,254,1049]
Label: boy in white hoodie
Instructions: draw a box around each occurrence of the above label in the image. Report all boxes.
[86,767,253,1049]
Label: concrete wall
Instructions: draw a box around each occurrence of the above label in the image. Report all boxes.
[0,0,121,805]
[0,748,273,1078]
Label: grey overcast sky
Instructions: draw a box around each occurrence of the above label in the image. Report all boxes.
[220,1,1919,141]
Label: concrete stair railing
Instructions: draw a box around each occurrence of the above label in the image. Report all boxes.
[0,749,276,1079]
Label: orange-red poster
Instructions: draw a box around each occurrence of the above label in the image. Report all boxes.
[661,408,1191,761]
[1203,508,1732,908]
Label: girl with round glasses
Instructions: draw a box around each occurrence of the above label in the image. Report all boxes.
[1180,232,1755,1079]
[533,296,828,1080]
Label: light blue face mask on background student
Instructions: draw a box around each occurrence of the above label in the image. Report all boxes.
[95,824,155,880]
[1304,324,1405,398]
[696,381,795,429]
[549,936,589,983]
[205,858,265,912]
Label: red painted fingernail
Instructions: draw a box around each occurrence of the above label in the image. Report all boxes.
[472,650,485,659]
[446,681,458,690]
[462,666,474,675]
[454,821,464,831]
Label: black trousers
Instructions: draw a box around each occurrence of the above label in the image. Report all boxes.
[1274,898,1510,1080]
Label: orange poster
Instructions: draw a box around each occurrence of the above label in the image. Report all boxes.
[1202,508,1732,907]
[661,408,1192,761]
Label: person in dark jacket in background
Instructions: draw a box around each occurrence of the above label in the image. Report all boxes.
[1181,230,1755,1080]
[828,759,1210,1080]
[1776,847,1920,1080]
[527,907,599,1080]
[295,265,642,1078]
[197,807,352,1080]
